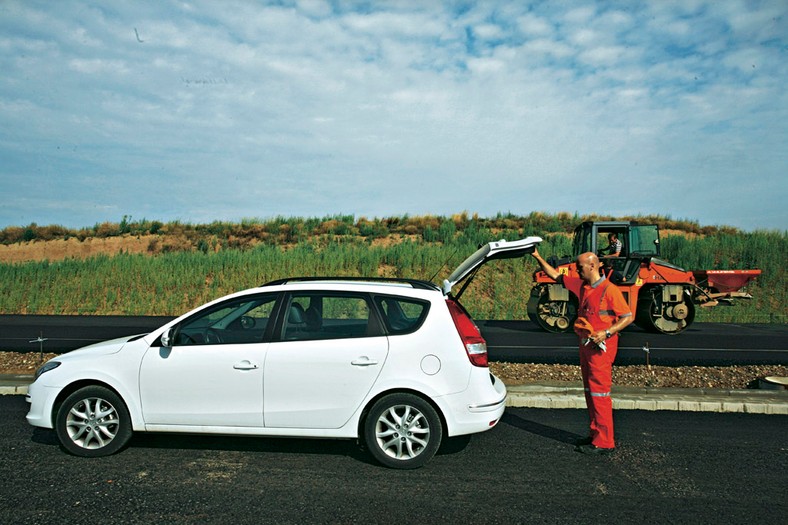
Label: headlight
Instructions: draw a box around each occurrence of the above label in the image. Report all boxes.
[34,361,61,380]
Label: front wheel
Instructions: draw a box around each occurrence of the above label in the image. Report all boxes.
[363,393,442,469]
[527,285,578,333]
[55,385,133,457]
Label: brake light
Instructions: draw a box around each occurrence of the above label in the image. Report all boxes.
[446,299,488,367]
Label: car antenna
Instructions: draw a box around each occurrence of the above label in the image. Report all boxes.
[428,247,459,282]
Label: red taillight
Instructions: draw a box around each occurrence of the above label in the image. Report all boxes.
[446,299,488,367]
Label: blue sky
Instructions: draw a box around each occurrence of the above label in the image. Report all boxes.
[1,0,785,231]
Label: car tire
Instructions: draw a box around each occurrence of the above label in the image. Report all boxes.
[363,393,442,469]
[55,385,133,457]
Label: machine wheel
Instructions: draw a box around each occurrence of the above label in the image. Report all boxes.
[635,286,696,335]
[55,385,133,457]
[527,285,578,333]
[363,393,442,469]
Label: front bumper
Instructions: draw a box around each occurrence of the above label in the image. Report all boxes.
[25,380,58,429]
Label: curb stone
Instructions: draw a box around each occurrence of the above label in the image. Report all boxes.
[0,375,34,396]
[3,376,787,414]
[506,382,788,414]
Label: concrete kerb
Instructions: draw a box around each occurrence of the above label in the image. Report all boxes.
[0,375,34,396]
[3,375,787,414]
[506,381,788,415]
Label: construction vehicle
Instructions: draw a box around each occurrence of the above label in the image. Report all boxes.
[527,221,761,335]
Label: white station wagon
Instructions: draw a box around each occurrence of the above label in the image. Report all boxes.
[26,237,541,468]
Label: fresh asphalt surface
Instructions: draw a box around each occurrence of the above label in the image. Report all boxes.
[1,315,787,365]
[478,319,788,365]
[1,395,786,523]
[2,317,786,522]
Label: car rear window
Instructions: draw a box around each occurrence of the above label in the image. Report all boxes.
[284,293,381,341]
[374,296,430,335]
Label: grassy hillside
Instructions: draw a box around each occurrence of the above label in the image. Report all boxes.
[0,213,784,322]
[0,212,748,247]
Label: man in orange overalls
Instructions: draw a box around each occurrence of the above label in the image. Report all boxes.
[532,248,633,454]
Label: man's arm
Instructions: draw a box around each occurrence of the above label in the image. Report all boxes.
[588,286,634,344]
[531,248,561,281]
[602,241,621,258]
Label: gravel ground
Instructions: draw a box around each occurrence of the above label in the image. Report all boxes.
[2,351,786,390]
[489,361,788,389]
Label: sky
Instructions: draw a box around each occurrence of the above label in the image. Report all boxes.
[1,1,786,232]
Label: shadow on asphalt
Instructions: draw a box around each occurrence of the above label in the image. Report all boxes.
[31,427,60,447]
[135,433,377,464]
[501,412,582,445]
[29,427,472,465]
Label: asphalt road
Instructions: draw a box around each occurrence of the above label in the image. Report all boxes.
[478,319,788,365]
[1,395,785,524]
[1,315,786,366]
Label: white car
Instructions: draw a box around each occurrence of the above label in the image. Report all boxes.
[26,236,541,468]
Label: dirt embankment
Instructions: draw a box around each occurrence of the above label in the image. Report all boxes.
[0,235,159,263]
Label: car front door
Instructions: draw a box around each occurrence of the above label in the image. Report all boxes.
[264,293,389,429]
[139,294,277,428]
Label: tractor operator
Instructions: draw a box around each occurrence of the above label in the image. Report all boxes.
[602,233,622,257]
[531,248,634,455]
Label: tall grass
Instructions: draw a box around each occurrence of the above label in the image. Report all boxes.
[661,230,786,323]
[0,217,783,322]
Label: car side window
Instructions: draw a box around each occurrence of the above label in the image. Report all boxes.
[175,294,278,346]
[283,293,381,341]
[375,296,430,335]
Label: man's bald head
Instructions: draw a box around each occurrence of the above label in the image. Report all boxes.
[576,252,602,284]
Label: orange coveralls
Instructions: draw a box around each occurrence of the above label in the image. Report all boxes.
[563,275,632,449]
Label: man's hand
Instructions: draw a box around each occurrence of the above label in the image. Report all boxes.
[590,330,608,345]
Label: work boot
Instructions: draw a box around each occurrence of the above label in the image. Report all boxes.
[574,436,593,446]
[575,444,615,455]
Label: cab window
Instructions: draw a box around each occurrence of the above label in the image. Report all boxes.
[629,225,660,256]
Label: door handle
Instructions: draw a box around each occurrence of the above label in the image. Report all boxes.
[233,360,259,370]
[351,356,378,367]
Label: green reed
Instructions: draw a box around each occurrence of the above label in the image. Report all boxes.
[0,223,783,323]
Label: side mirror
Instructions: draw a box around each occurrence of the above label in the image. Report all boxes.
[160,327,174,348]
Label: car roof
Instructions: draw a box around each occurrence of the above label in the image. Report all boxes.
[261,276,441,292]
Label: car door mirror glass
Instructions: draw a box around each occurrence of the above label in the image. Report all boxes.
[160,327,174,348]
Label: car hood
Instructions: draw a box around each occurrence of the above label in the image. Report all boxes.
[442,236,542,296]
[55,334,142,362]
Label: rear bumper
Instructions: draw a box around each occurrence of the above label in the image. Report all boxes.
[441,372,507,437]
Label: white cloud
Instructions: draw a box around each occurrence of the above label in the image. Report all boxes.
[563,6,597,26]
[0,0,785,231]
[516,14,554,38]
[472,22,505,41]
[69,58,131,75]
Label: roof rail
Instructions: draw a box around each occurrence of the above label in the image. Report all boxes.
[261,276,440,291]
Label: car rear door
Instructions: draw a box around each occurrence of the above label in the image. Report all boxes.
[263,292,389,429]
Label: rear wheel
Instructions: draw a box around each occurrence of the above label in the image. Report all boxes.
[527,285,578,333]
[55,385,133,457]
[363,393,442,469]
[635,286,695,335]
